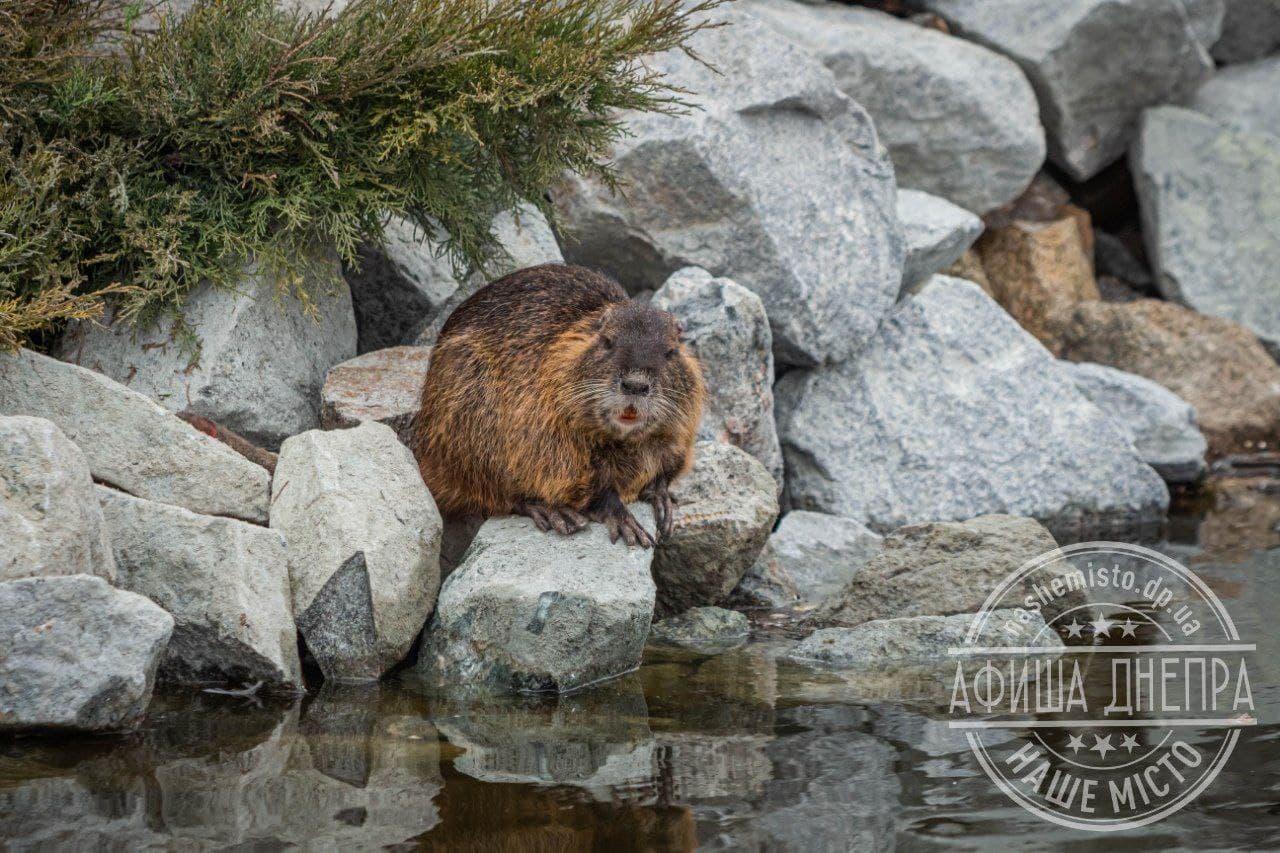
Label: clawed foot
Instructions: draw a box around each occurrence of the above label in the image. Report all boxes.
[642,480,677,541]
[518,501,590,536]
[589,492,655,548]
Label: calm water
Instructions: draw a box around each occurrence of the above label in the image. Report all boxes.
[2,477,1278,851]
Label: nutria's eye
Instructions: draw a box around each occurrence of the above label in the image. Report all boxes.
[665,348,677,359]
[601,335,614,351]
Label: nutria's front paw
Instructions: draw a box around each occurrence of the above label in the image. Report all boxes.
[590,502,655,549]
[518,501,590,536]
[642,481,676,541]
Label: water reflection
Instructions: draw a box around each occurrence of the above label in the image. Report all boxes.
[0,487,1277,850]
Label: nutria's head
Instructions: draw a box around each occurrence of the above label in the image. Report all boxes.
[571,300,703,441]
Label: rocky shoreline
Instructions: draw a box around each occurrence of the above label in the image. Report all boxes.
[4,0,1280,734]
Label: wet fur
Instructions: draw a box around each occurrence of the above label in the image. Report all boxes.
[409,264,704,534]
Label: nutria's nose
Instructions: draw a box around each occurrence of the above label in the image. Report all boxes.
[621,377,651,397]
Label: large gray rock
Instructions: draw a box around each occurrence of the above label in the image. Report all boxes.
[916,0,1214,181]
[1191,56,1280,139]
[776,276,1169,536]
[790,609,1062,667]
[896,189,984,291]
[1213,0,1280,63]
[809,515,1065,627]
[319,345,431,440]
[1132,107,1280,358]
[747,0,1044,213]
[553,7,902,367]
[0,348,271,523]
[271,422,443,682]
[98,487,301,688]
[653,442,779,617]
[350,203,563,351]
[651,267,783,487]
[418,511,657,694]
[1,416,115,583]
[57,257,356,448]
[0,575,172,732]
[1064,362,1207,483]
[728,541,802,610]
[767,511,883,606]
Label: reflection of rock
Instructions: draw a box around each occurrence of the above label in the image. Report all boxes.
[0,689,443,850]
[432,677,655,799]
[659,732,773,801]
[724,705,898,851]
[640,645,779,735]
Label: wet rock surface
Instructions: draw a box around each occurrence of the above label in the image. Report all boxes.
[649,607,750,655]
[789,609,1062,667]
[553,6,903,367]
[271,422,443,682]
[1,416,115,583]
[98,487,301,688]
[776,276,1169,535]
[57,257,356,448]
[0,575,172,733]
[652,267,783,487]
[0,349,271,523]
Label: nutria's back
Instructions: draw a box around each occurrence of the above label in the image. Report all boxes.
[410,264,704,524]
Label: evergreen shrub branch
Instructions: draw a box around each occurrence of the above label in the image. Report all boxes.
[0,0,718,350]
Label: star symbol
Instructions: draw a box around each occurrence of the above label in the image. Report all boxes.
[1120,733,1139,753]
[1090,734,1115,758]
[1091,614,1114,637]
[1066,733,1087,753]
[1062,618,1085,638]
[1118,619,1139,638]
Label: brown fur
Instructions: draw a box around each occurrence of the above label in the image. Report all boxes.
[409,264,705,541]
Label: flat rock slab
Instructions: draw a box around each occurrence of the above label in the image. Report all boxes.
[0,349,270,523]
[0,575,172,732]
[1,416,115,583]
[1132,106,1280,359]
[554,6,902,367]
[1058,298,1280,458]
[767,511,883,606]
[418,511,657,694]
[98,487,301,688]
[652,442,779,617]
[809,515,1077,628]
[776,276,1169,538]
[319,346,431,440]
[1064,362,1207,483]
[57,257,356,449]
[272,422,443,682]
[652,267,783,487]
[747,0,1045,213]
[918,0,1213,181]
[896,190,984,291]
[790,609,1062,667]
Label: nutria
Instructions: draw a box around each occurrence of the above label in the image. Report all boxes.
[409,264,705,547]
